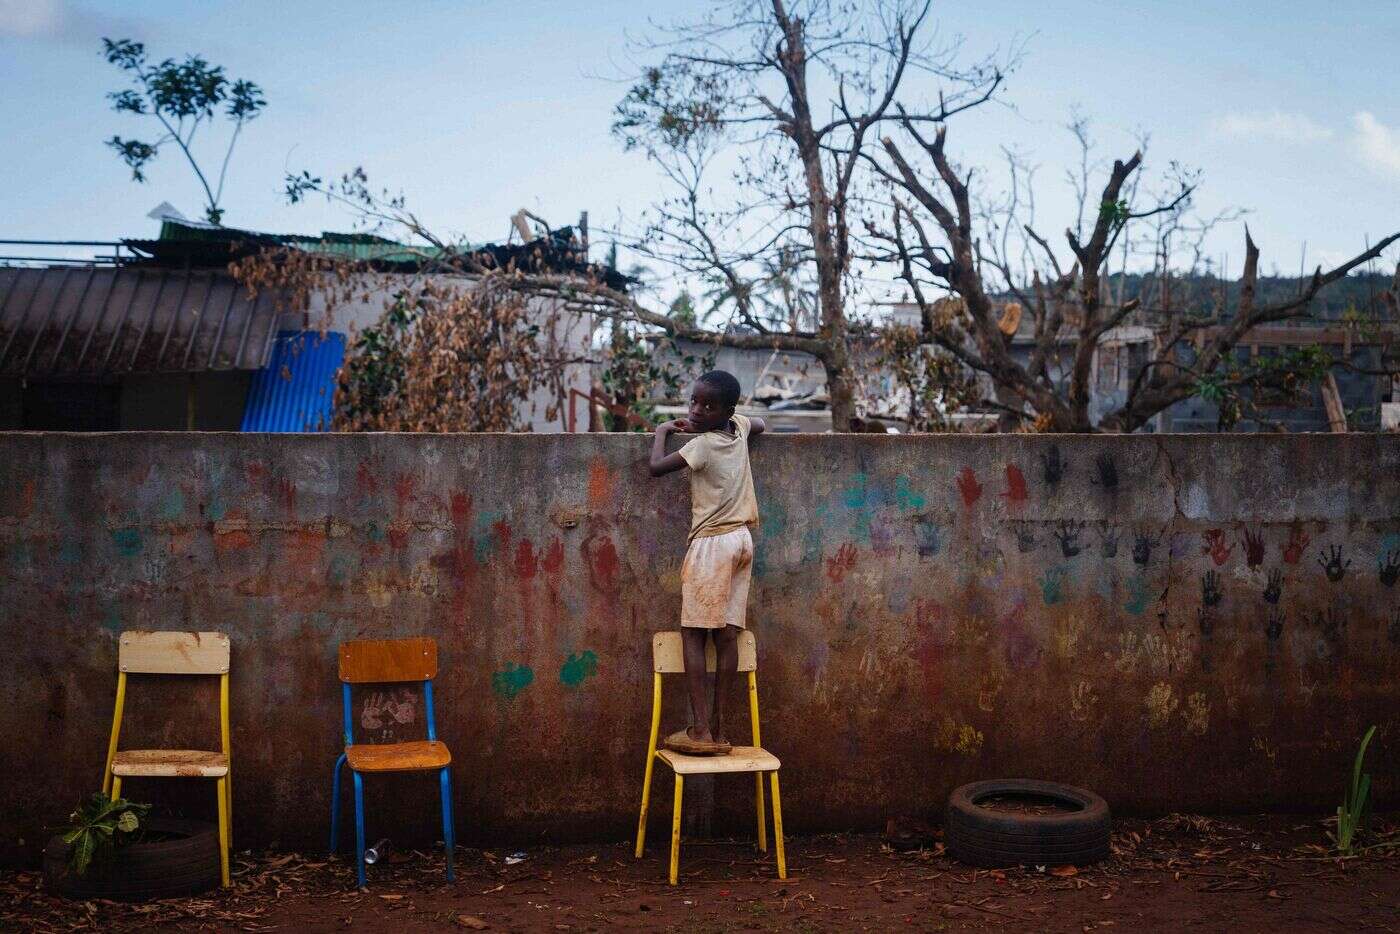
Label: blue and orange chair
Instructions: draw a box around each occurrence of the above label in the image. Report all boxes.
[330,637,455,887]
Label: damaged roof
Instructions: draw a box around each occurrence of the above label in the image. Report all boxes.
[1,218,631,379]
[0,265,277,378]
[124,219,635,290]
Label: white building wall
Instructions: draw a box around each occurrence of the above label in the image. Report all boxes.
[285,273,593,433]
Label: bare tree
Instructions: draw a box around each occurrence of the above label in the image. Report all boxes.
[611,0,1009,428]
[871,115,1400,432]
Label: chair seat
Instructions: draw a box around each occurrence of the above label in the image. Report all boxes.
[111,749,229,778]
[346,740,451,773]
[657,745,779,775]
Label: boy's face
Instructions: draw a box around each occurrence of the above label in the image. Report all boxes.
[687,382,733,432]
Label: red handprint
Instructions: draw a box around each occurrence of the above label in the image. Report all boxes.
[1002,464,1028,504]
[1282,526,1310,565]
[542,538,565,575]
[825,542,858,583]
[513,539,537,579]
[956,467,983,507]
[1201,529,1234,566]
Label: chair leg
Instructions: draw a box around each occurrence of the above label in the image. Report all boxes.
[110,777,122,800]
[439,767,456,882]
[216,777,231,888]
[769,771,786,880]
[669,774,684,886]
[635,752,657,858]
[352,771,367,888]
[330,753,346,853]
[755,773,768,853]
[226,771,233,851]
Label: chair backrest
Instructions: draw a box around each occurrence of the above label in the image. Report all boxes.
[652,630,757,674]
[105,631,230,794]
[119,631,230,675]
[339,637,438,683]
[338,638,441,747]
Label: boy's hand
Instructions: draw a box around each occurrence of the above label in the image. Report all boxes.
[650,419,691,477]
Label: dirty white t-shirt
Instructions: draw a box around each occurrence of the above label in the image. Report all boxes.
[678,413,759,543]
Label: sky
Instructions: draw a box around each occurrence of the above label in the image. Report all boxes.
[2,0,1398,299]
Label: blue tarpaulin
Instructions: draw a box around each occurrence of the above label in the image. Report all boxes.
[240,330,347,432]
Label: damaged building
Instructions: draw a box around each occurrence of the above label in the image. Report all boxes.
[0,209,618,432]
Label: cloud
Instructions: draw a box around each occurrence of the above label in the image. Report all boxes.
[1212,110,1334,143]
[1352,111,1400,179]
[0,0,143,45]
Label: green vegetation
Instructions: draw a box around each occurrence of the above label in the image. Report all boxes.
[1333,725,1376,855]
[60,792,151,877]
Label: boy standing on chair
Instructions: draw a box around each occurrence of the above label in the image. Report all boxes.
[649,370,765,756]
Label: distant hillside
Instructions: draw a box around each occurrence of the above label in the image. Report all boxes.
[1097,270,1395,322]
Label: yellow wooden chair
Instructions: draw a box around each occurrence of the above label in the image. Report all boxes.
[634,630,786,885]
[101,631,233,887]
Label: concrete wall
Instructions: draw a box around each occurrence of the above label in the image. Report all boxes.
[3,432,1398,861]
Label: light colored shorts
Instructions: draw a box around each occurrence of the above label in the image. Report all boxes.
[681,527,754,630]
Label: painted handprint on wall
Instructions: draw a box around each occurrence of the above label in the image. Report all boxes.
[913,518,942,558]
[1040,445,1069,485]
[1091,453,1118,490]
[361,688,417,740]
[1282,525,1310,564]
[1379,548,1400,588]
[1317,545,1350,583]
[1201,569,1222,607]
[1313,605,1345,640]
[1239,527,1265,568]
[1001,464,1028,504]
[1038,564,1069,605]
[1201,529,1234,567]
[1123,573,1149,616]
[1054,520,1086,558]
[825,542,858,583]
[956,467,983,507]
[1096,523,1120,559]
[1132,531,1161,567]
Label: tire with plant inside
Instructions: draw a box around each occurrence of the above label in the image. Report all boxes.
[945,779,1111,868]
[43,818,221,900]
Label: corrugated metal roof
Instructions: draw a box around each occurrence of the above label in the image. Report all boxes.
[144,219,447,263]
[240,330,346,432]
[121,219,636,289]
[0,266,279,377]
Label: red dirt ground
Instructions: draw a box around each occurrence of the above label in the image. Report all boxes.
[5,814,1398,932]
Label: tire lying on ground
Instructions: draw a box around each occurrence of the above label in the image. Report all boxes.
[945,779,1110,868]
[43,818,221,900]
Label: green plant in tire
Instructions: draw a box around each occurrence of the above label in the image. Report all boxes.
[1333,725,1376,855]
[60,793,151,876]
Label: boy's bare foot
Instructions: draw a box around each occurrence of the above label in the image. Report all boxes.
[688,725,731,752]
[664,729,730,755]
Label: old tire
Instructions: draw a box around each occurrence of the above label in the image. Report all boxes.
[43,818,221,901]
[945,779,1110,868]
